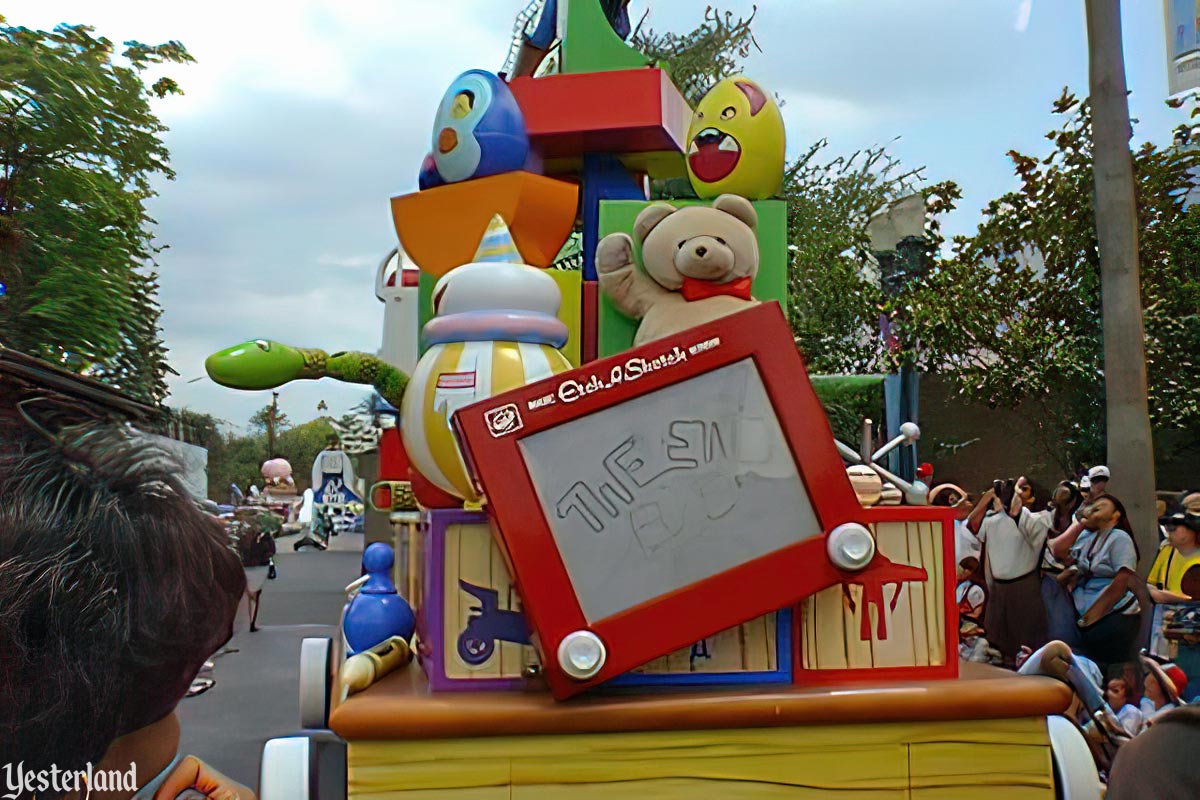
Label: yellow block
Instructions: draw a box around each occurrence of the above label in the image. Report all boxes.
[546,269,581,368]
[347,717,1054,799]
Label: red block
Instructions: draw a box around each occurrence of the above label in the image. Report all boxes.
[378,428,408,480]
[509,69,691,178]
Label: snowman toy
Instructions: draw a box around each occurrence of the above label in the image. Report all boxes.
[400,215,573,504]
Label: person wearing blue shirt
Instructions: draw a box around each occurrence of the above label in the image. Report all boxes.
[1048,493,1141,674]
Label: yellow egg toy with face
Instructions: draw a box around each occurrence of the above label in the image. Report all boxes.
[686,76,785,200]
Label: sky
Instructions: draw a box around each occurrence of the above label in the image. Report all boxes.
[7,0,1186,432]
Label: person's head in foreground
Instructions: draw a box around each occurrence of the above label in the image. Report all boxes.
[1105,703,1200,799]
[0,412,248,798]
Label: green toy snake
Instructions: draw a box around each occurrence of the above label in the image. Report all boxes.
[205,340,409,409]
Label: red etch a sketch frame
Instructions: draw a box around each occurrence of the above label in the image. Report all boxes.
[452,302,869,698]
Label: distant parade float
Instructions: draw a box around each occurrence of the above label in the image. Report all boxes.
[205,3,1103,798]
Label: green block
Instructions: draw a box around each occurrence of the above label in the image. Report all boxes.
[418,270,435,357]
[560,0,649,74]
[596,199,789,358]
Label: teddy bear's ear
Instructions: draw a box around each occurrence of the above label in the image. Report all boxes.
[712,194,758,231]
[632,202,678,243]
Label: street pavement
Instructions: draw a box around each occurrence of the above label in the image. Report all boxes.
[175,530,363,791]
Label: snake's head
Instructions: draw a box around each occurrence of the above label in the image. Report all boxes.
[205,339,306,390]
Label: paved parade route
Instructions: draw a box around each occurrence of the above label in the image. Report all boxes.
[175,532,363,791]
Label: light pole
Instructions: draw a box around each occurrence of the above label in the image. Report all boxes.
[1085,0,1157,570]
[267,390,279,459]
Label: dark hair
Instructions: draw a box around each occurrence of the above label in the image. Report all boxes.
[0,415,246,779]
[930,488,962,507]
[601,0,628,22]
[1091,492,1139,561]
[1106,674,1130,697]
[1055,480,1082,510]
[1051,481,1083,529]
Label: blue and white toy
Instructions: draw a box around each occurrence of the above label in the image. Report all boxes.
[343,543,416,655]
[418,69,531,189]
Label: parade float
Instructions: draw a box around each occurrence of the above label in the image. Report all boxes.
[207,2,1100,797]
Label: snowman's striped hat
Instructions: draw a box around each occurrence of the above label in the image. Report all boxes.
[473,214,523,263]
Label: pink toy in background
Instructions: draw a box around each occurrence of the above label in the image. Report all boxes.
[261,458,296,489]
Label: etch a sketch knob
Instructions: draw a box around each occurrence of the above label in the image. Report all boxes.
[557,630,607,680]
[827,523,876,571]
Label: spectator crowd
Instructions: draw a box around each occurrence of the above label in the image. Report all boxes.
[936,466,1200,737]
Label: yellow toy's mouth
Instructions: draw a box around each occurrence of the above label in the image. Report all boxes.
[688,127,741,183]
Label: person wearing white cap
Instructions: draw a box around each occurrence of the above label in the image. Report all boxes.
[1086,465,1110,503]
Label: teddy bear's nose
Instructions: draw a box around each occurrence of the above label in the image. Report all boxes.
[695,246,708,257]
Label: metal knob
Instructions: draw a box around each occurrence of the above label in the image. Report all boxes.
[557,630,606,680]
[827,523,876,571]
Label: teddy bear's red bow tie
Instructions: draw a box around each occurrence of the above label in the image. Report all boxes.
[680,276,753,302]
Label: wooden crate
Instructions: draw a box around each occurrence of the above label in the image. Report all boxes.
[796,507,956,685]
[417,509,791,691]
[417,509,537,691]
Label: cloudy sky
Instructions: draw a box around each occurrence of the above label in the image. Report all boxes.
[8,1,1184,431]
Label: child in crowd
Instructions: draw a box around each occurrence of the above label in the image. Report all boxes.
[1104,675,1144,736]
[1139,656,1188,731]
[956,556,986,625]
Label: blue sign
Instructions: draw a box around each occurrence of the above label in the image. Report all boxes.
[315,475,361,506]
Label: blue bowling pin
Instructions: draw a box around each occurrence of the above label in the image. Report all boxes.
[342,543,416,655]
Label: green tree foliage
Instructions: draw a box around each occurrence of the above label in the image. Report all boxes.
[0,22,192,404]
[276,418,339,489]
[907,91,1200,472]
[631,5,758,106]
[206,431,269,501]
[249,403,292,435]
[810,375,886,445]
[785,141,958,375]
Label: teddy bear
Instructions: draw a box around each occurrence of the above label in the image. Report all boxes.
[596,193,760,347]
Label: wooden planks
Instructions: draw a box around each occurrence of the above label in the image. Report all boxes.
[443,520,536,681]
[346,717,1053,799]
[802,520,947,671]
[629,612,778,675]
